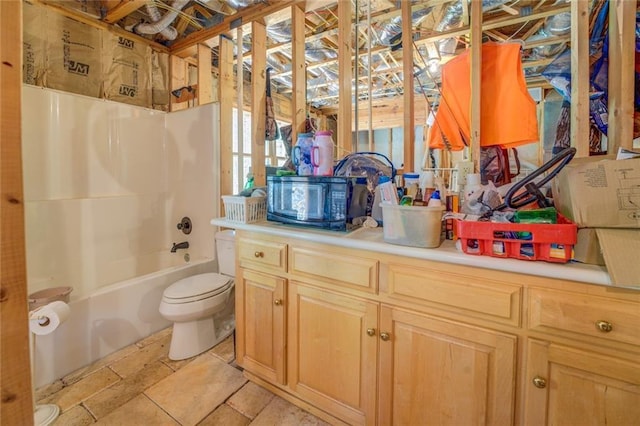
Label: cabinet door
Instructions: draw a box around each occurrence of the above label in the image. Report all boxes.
[288,282,378,426]
[236,268,286,385]
[378,305,517,425]
[524,339,640,425]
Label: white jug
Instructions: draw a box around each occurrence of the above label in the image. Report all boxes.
[311,130,334,176]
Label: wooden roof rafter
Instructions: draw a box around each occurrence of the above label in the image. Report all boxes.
[270,2,570,85]
[41,0,579,115]
[170,0,304,55]
[175,5,196,38]
[418,3,570,45]
[34,0,169,52]
[520,19,546,40]
[485,29,509,41]
[299,65,405,94]
[103,0,147,24]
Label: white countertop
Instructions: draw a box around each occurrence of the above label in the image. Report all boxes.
[211,218,615,288]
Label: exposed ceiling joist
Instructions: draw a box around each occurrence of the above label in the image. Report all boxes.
[35,0,169,52]
[38,0,580,115]
[170,0,303,55]
[103,0,146,24]
[419,4,571,44]
[271,4,570,82]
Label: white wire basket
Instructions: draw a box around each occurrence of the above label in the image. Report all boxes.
[222,195,267,223]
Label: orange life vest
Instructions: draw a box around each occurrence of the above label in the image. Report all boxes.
[428,42,539,151]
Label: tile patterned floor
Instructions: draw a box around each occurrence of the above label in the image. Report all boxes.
[36,328,329,426]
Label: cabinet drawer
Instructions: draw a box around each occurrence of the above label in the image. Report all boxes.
[237,236,287,272]
[529,287,640,347]
[289,246,378,293]
[384,263,522,326]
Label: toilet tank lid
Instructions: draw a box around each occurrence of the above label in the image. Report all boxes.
[164,273,232,299]
[215,229,235,241]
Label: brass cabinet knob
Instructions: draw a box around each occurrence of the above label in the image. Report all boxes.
[532,376,547,389]
[595,320,613,333]
[380,332,390,341]
[254,251,264,258]
[273,299,283,306]
[366,328,376,337]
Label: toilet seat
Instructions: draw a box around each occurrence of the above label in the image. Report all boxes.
[162,273,233,304]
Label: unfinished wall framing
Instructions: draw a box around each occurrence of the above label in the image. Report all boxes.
[23,1,169,110]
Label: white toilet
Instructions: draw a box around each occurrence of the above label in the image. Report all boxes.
[159,230,236,360]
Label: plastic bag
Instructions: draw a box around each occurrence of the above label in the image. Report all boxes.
[480,146,520,186]
[460,181,501,216]
[333,152,396,190]
[541,49,572,102]
[542,2,618,137]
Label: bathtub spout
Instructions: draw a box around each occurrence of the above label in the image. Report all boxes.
[171,241,189,253]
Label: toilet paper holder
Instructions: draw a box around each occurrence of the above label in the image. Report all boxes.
[29,301,70,336]
[28,286,73,311]
[30,300,71,425]
[31,315,51,327]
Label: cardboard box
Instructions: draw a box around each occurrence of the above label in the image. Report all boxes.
[573,228,605,266]
[554,156,640,286]
[572,227,640,287]
[552,156,640,228]
[591,229,640,287]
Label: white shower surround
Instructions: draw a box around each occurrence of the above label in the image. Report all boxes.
[22,86,222,387]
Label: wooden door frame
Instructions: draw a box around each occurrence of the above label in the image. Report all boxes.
[1,0,34,424]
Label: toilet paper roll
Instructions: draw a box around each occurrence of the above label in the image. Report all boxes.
[29,301,70,335]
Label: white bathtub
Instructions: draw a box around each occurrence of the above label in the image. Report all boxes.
[32,258,216,388]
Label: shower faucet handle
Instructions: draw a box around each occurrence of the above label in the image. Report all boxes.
[177,217,192,235]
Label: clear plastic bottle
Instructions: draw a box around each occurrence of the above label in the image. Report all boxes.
[372,186,384,225]
[427,190,442,207]
[404,173,420,197]
[292,133,314,176]
[377,176,398,204]
[404,173,420,186]
[244,168,254,190]
[372,176,396,225]
[421,171,436,201]
[463,173,481,202]
[413,187,425,206]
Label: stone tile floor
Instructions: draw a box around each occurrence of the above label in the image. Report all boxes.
[36,328,329,425]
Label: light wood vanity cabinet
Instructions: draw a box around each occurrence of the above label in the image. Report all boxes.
[235,231,379,424]
[235,230,640,425]
[378,305,517,425]
[288,282,378,425]
[528,287,640,347]
[236,233,287,273]
[286,243,380,423]
[524,339,640,425]
[523,287,640,424]
[378,259,520,425]
[235,267,287,385]
[235,231,289,386]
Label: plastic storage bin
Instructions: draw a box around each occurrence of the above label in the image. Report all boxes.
[455,214,577,263]
[381,204,445,248]
[222,195,266,223]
